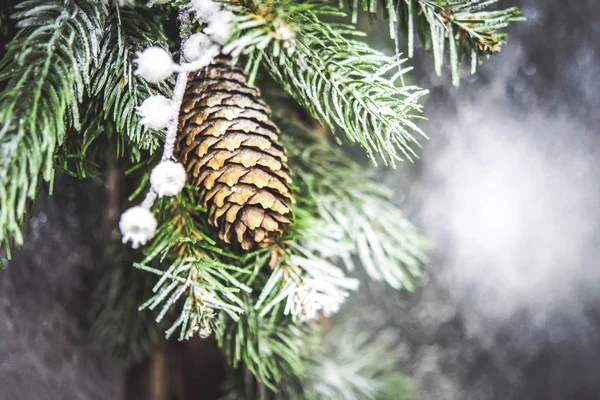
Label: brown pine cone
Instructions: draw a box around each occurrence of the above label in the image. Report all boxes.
[177,57,294,250]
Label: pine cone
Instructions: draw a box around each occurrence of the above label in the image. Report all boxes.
[177,57,294,250]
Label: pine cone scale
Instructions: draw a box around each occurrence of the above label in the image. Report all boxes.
[181,119,282,144]
[177,58,294,250]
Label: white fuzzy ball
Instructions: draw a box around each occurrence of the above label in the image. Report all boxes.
[119,206,158,249]
[189,0,221,23]
[134,46,175,83]
[137,95,173,130]
[150,161,187,198]
[204,11,234,45]
[183,32,215,62]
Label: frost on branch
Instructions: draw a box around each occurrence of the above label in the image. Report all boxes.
[286,255,359,322]
[289,277,352,322]
[257,252,359,322]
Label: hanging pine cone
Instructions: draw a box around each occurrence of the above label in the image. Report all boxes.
[177,57,294,250]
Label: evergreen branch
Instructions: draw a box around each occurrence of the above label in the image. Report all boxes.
[130,182,359,388]
[89,3,170,154]
[0,0,107,245]
[225,1,428,167]
[136,193,253,340]
[54,101,115,181]
[134,195,327,389]
[342,0,525,85]
[288,321,415,400]
[217,295,307,392]
[255,244,359,321]
[133,116,426,385]
[281,118,428,290]
[222,318,415,399]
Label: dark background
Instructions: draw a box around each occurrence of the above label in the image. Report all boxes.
[1,1,600,399]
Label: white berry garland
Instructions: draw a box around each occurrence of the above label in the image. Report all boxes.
[120,1,235,248]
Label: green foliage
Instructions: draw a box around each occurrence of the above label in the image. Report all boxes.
[281,118,428,290]
[135,191,254,340]
[341,0,525,85]
[254,244,359,321]
[225,1,428,167]
[289,321,415,400]
[218,296,307,392]
[0,0,107,245]
[130,117,427,391]
[221,317,415,400]
[53,103,109,181]
[55,3,172,181]
[0,0,523,397]
[89,4,171,155]
[132,188,314,390]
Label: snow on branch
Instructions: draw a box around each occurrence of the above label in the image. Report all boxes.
[224,1,428,167]
[0,0,107,245]
[342,0,525,85]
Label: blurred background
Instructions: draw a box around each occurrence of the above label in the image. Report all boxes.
[382,0,600,398]
[1,0,600,399]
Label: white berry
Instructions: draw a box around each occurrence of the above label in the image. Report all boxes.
[137,95,174,130]
[119,206,158,249]
[183,32,215,62]
[204,11,235,45]
[134,46,175,83]
[150,161,187,198]
[189,0,221,23]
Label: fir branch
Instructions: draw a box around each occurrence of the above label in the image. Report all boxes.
[225,1,428,167]
[89,4,170,154]
[130,118,427,384]
[133,196,312,389]
[289,321,415,400]
[281,118,428,290]
[132,188,358,388]
[342,0,525,85]
[222,318,415,400]
[255,244,359,321]
[217,295,307,392]
[0,0,107,245]
[53,101,113,181]
[135,192,254,340]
